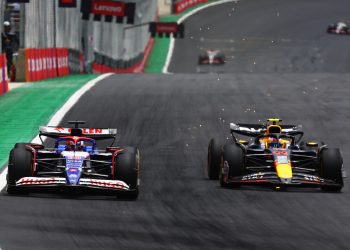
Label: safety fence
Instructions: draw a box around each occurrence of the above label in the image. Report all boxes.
[173,0,208,14]
[0,54,8,95]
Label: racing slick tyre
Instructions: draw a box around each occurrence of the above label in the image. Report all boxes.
[7,148,33,195]
[219,143,244,188]
[14,143,29,148]
[207,139,221,180]
[217,54,225,64]
[114,147,140,200]
[198,56,205,65]
[320,148,343,192]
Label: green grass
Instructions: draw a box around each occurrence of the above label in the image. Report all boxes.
[0,74,97,168]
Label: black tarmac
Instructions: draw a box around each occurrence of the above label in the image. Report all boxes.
[1,0,350,249]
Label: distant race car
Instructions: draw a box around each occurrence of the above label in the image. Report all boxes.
[327,22,349,34]
[198,49,225,65]
[207,118,345,192]
[7,121,140,199]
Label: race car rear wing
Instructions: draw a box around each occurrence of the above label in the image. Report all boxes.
[39,126,117,140]
[229,123,303,137]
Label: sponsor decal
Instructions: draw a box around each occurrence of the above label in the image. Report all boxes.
[17,177,65,186]
[242,173,264,181]
[303,175,323,182]
[55,127,65,132]
[59,0,77,8]
[80,179,129,190]
[50,127,104,134]
[175,0,208,14]
[156,23,178,33]
[91,0,125,16]
[16,177,129,190]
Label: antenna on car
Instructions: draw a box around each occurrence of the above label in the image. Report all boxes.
[68,121,86,128]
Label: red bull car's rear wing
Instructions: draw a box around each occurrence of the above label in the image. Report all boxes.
[229,123,303,137]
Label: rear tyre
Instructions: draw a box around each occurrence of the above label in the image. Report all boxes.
[220,144,244,188]
[207,139,221,180]
[114,147,140,199]
[7,148,33,195]
[198,55,207,65]
[217,54,225,64]
[320,148,343,192]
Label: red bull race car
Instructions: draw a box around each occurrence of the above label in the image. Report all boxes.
[207,119,344,192]
[7,121,140,199]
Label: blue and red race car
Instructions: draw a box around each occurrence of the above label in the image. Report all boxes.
[7,121,140,199]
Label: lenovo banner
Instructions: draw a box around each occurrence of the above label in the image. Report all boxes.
[59,0,77,8]
[7,0,30,3]
[174,0,208,14]
[91,0,125,16]
[149,22,185,38]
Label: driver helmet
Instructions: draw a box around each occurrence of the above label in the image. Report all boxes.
[259,137,279,149]
[65,141,74,151]
[76,141,85,151]
[267,137,279,148]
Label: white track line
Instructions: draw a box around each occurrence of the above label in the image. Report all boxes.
[162,0,238,74]
[0,73,113,191]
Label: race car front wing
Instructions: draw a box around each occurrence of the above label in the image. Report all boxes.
[15,177,131,191]
[225,172,341,187]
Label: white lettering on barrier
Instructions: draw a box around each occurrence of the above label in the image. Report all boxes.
[93,5,123,13]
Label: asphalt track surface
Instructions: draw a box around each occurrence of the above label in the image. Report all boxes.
[1,1,350,249]
[169,0,350,73]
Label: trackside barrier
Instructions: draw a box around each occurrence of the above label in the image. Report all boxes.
[68,49,85,74]
[173,0,208,14]
[92,38,154,74]
[25,48,71,82]
[0,54,8,95]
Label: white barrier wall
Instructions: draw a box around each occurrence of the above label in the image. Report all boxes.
[84,0,157,68]
[14,0,157,73]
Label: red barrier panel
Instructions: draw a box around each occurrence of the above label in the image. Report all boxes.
[52,48,57,78]
[56,48,69,77]
[24,47,71,82]
[42,49,47,80]
[0,54,8,95]
[79,53,84,73]
[174,0,208,14]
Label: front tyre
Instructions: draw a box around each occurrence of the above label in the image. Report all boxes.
[114,147,140,199]
[320,148,343,192]
[219,144,244,188]
[207,139,221,180]
[7,148,33,195]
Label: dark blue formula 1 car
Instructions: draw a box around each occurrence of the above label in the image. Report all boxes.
[208,119,345,192]
[7,121,140,199]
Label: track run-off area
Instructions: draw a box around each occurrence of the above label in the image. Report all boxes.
[1,0,350,249]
